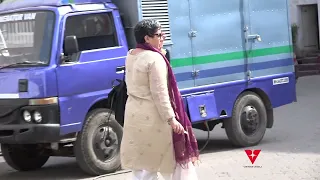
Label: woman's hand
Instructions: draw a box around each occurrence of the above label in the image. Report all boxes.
[168,117,184,134]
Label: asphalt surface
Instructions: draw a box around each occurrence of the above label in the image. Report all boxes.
[0,76,319,180]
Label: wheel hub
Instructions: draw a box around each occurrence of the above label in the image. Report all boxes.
[93,125,119,162]
[105,139,111,146]
[241,105,259,136]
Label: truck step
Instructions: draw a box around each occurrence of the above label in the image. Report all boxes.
[297,57,320,64]
[297,63,320,71]
[306,50,320,57]
[297,70,320,77]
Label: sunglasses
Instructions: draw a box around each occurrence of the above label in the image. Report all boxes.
[153,33,166,39]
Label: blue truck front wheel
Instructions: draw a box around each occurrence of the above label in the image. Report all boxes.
[74,108,123,176]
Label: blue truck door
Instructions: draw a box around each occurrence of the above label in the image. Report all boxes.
[245,0,294,81]
[189,0,248,86]
[55,11,128,135]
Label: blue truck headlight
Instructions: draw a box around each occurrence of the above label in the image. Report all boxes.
[23,110,31,122]
[33,111,42,123]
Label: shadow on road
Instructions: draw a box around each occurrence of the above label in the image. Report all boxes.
[196,130,276,155]
[196,126,319,156]
[0,157,90,180]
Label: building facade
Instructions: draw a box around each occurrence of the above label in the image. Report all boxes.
[290,0,320,57]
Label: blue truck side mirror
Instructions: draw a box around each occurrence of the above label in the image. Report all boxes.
[64,35,79,55]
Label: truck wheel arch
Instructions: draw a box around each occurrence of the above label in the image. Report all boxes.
[88,97,110,112]
[87,97,123,124]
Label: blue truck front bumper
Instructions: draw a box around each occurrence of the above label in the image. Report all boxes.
[0,99,61,144]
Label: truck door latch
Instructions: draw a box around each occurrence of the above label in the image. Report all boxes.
[192,70,200,77]
[188,30,197,37]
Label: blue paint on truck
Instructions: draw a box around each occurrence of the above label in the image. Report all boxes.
[0,0,296,176]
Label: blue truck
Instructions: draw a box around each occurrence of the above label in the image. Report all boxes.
[0,0,296,176]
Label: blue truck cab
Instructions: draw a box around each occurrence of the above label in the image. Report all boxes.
[0,0,296,176]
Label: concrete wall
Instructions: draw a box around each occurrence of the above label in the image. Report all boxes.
[290,0,320,57]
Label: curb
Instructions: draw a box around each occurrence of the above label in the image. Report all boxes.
[92,170,132,179]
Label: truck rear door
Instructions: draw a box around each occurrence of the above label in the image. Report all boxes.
[245,0,294,81]
[245,0,297,104]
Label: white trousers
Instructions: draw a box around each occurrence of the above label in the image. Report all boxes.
[131,170,172,180]
[130,162,197,180]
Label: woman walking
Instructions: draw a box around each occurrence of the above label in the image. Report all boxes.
[120,19,199,180]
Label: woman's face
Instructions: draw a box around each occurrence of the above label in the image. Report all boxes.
[145,28,165,50]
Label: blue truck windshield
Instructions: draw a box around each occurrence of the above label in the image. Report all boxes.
[0,11,55,67]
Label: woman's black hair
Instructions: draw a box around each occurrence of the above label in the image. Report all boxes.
[134,19,161,44]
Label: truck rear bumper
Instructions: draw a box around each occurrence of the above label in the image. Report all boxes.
[0,124,60,144]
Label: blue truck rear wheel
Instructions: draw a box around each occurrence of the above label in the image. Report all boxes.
[1,144,49,171]
[224,91,267,147]
[74,108,123,176]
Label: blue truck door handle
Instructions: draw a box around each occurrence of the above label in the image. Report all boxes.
[116,66,125,74]
[188,30,197,37]
[247,34,262,42]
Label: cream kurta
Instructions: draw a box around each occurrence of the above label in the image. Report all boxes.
[120,50,176,174]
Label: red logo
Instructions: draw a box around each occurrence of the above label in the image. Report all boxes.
[244,149,261,164]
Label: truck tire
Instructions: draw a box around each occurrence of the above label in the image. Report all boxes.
[1,144,49,171]
[224,91,267,147]
[74,108,123,176]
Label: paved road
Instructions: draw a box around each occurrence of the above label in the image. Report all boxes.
[0,76,319,180]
